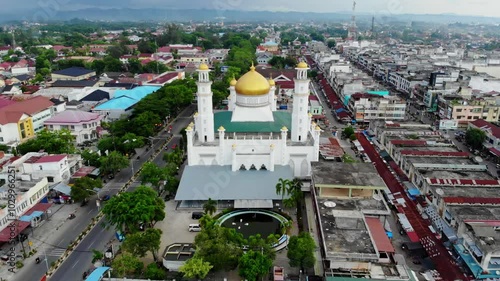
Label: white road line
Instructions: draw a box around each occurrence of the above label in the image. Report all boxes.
[87,240,96,249]
[88,209,93,215]
[71,260,79,268]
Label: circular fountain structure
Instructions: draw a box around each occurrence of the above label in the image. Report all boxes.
[217,210,290,249]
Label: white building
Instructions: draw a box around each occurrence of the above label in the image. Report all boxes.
[348,93,406,123]
[175,62,320,208]
[44,110,102,144]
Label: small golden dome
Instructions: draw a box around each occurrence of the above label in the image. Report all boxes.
[235,64,270,96]
[218,126,225,131]
[230,77,237,86]
[199,63,209,70]
[186,125,193,131]
[281,126,288,131]
[297,61,308,69]
[315,126,321,130]
[269,79,275,86]
[189,122,195,127]
[308,112,313,117]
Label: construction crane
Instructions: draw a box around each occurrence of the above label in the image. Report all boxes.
[347,1,357,41]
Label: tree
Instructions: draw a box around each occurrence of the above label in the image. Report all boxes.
[275,178,291,203]
[81,149,100,167]
[99,151,129,176]
[465,128,486,150]
[140,162,167,192]
[246,234,278,261]
[238,250,273,281]
[111,253,144,278]
[144,262,166,280]
[287,232,316,272]
[70,177,103,202]
[203,198,217,216]
[122,228,162,261]
[327,39,336,48]
[132,111,161,137]
[102,186,165,232]
[179,257,213,280]
[17,129,76,155]
[120,133,144,155]
[92,250,104,263]
[342,126,355,139]
[283,178,303,208]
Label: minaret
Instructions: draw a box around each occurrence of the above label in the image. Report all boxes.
[268,77,277,111]
[195,63,214,142]
[228,77,237,111]
[291,61,310,142]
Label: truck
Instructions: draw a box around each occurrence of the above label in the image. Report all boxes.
[274,266,284,281]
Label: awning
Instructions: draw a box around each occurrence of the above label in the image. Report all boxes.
[85,266,110,281]
[20,211,44,222]
[0,221,30,242]
[442,224,457,241]
[489,147,500,157]
[51,182,72,196]
[234,199,273,209]
[407,188,421,196]
[24,203,52,216]
[365,217,395,253]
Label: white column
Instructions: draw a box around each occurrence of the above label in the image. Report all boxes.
[281,126,289,165]
[218,126,225,166]
[228,79,237,111]
[185,125,194,166]
[291,64,310,142]
[231,144,237,171]
[269,81,276,111]
[313,125,321,162]
[269,144,275,171]
[196,66,214,142]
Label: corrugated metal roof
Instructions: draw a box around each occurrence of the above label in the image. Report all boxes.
[365,216,395,253]
[444,197,500,205]
[400,150,469,157]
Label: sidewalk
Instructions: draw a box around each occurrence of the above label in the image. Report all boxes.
[0,203,76,279]
[304,193,324,276]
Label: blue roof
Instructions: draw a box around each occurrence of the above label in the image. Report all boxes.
[85,266,110,281]
[20,211,44,222]
[94,86,160,110]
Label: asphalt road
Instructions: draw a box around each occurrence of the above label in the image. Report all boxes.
[13,105,194,281]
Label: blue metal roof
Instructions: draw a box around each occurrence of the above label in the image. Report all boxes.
[85,266,110,281]
[20,211,44,222]
[94,86,160,110]
[52,67,95,77]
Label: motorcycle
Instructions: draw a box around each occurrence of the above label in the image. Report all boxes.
[35,257,41,264]
[68,214,76,219]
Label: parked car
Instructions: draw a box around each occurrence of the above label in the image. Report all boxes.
[171,144,177,150]
[101,194,111,201]
[191,212,204,219]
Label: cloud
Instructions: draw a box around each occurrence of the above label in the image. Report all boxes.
[0,0,499,17]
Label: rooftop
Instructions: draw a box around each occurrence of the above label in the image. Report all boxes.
[312,162,386,188]
[52,67,95,77]
[0,96,54,125]
[470,119,500,139]
[317,199,377,257]
[213,111,291,133]
[448,205,500,222]
[45,110,101,124]
[420,169,494,181]
[406,156,474,165]
[50,80,98,88]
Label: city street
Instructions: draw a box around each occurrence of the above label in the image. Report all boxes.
[10,105,194,281]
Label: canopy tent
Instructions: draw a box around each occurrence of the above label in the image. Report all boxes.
[51,182,72,196]
[85,266,110,281]
[0,221,30,242]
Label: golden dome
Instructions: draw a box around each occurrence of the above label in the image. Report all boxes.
[218,126,225,131]
[297,61,308,69]
[269,78,275,86]
[235,64,270,96]
[230,77,237,86]
[199,63,209,70]
[281,126,288,131]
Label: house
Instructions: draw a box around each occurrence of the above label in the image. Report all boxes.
[257,52,273,65]
[44,110,102,144]
[0,96,55,144]
[0,46,11,56]
[79,89,110,105]
[1,85,22,95]
[11,59,30,75]
[0,62,12,72]
[49,80,99,88]
[119,55,136,64]
[51,67,96,81]
[468,119,500,149]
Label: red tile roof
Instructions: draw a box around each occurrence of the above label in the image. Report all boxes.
[275,81,294,89]
[444,197,500,205]
[24,202,52,216]
[0,221,30,242]
[400,150,469,157]
[365,217,395,253]
[0,96,53,125]
[308,95,319,101]
[147,72,179,84]
[35,155,67,163]
[470,119,500,139]
[390,140,427,146]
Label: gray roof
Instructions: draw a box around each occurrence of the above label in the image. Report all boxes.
[312,162,386,188]
[175,165,293,201]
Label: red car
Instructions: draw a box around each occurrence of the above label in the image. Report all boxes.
[171,144,177,149]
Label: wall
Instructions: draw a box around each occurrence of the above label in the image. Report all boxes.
[0,123,21,144]
[32,108,54,132]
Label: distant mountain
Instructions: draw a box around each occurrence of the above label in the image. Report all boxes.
[1,8,499,24]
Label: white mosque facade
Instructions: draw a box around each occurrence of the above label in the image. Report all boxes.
[175,62,321,208]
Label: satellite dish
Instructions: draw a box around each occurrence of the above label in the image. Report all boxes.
[436,188,444,196]
[373,193,382,201]
[324,201,336,208]
[475,156,483,163]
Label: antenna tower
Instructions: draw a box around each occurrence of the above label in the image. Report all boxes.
[347,1,357,41]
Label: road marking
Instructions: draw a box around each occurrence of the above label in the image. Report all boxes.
[71,260,79,268]
[87,240,96,249]
[88,209,93,215]
[73,222,81,230]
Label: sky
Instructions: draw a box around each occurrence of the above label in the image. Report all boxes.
[1,0,499,17]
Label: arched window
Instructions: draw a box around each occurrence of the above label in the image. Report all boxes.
[260,165,267,170]
[239,164,246,171]
[250,164,256,170]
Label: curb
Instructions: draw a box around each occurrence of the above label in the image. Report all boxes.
[44,114,184,278]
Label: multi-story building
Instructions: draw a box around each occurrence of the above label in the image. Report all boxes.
[51,67,96,81]
[0,96,55,145]
[348,93,406,123]
[44,110,102,144]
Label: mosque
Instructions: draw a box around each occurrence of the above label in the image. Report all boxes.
[174,62,321,208]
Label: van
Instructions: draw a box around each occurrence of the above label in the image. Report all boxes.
[191,212,204,219]
[188,224,201,232]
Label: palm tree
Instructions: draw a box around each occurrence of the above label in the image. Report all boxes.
[275,178,291,204]
[282,178,304,208]
[203,198,217,216]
